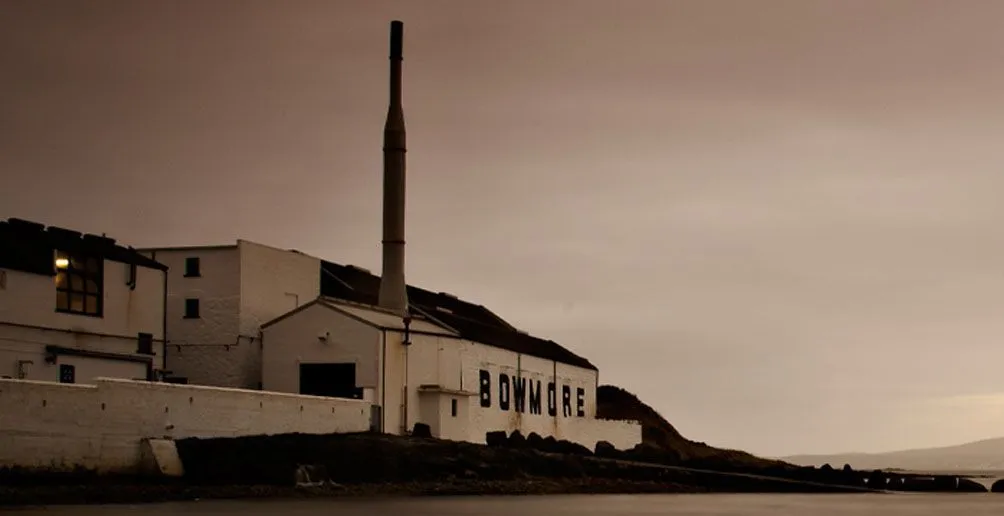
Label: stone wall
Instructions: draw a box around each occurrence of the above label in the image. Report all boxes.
[0,377,371,473]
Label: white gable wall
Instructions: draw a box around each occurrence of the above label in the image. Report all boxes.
[261,302,381,396]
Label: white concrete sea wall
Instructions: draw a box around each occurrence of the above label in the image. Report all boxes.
[0,377,371,473]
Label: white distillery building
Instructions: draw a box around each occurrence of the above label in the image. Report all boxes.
[137,240,640,449]
[260,263,641,449]
[0,218,168,384]
[138,240,321,388]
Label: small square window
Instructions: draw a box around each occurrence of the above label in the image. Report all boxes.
[59,364,76,384]
[451,398,458,417]
[137,332,154,355]
[184,298,200,318]
[184,257,201,277]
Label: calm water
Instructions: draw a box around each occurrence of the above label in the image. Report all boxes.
[5,494,1004,515]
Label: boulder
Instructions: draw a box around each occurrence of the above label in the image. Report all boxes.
[554,439,592,456]
[866,470,887,490]
[508,430,527,448]
[412,423,432,439]
[957,477,988,493]
[486,431,508,447]
[594,440,617,458]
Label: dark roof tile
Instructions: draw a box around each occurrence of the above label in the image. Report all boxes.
[0,218,167,274]
[319,260,596,370]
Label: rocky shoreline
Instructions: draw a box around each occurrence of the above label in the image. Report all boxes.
[2,431,994,506]
[0,478,712,507]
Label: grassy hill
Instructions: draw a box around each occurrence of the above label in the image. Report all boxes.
[596,385,787,471]
[783,437,1004,472]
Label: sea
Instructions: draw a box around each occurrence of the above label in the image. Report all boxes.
[4,494,1004,515]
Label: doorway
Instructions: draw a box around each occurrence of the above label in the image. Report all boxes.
[299,363,362,399]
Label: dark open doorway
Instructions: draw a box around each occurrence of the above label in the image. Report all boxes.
[299,363,362,399]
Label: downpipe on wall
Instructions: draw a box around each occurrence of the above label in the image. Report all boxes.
[402,314,411,434]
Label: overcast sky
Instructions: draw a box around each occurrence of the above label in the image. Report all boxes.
[6,0,1004,457]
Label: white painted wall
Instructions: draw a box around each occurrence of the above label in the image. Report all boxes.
[261,301,381,394]
[145,241,320,390]
[0,377,371,473]
[0,264,166,381]
[238,240,320,388]
[388,332,642,451]
[0,328,148,382]
[237,240,320,334]
[145,247,244,387]
[0,263,164,341]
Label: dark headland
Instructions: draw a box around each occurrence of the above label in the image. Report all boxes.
[0,385,989,506]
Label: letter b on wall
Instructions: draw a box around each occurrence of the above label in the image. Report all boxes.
[479,369,491,408]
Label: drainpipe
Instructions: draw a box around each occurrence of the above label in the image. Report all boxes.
[402,314,412,434]
[151,250,169,381]
[380,329,387,433]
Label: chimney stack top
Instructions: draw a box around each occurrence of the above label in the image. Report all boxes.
[390,21,403,60]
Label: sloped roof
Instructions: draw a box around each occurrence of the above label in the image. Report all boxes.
[319,260,597,370]
[0,217,167,275]
[262,297,457,336]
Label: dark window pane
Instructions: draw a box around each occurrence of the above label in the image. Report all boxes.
[86,258,99,273]
[70,275,84,291]
[70,293,84,312]
[85,278,99,293]
[85,295,99,314]
[70,256,86,270]
[184,298,200,318]
[184,257,200,277]
[59,364,75,384]
[56,291,68,310]
[55,272,67,288]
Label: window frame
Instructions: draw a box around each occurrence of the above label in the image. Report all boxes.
[54,250,103,317]
[184,256,201,278]
[184,298,200,319]
[59,364,76,384]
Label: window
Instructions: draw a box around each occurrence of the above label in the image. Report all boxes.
[54,250,103,317]
[184,257,200,277]
[137,332,154,355]
[451,398,458,417]
[59,364,76,384]
[184,298,200,318]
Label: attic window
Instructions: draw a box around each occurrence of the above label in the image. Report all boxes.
[184,257,200,277]
[54,250,103,317]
